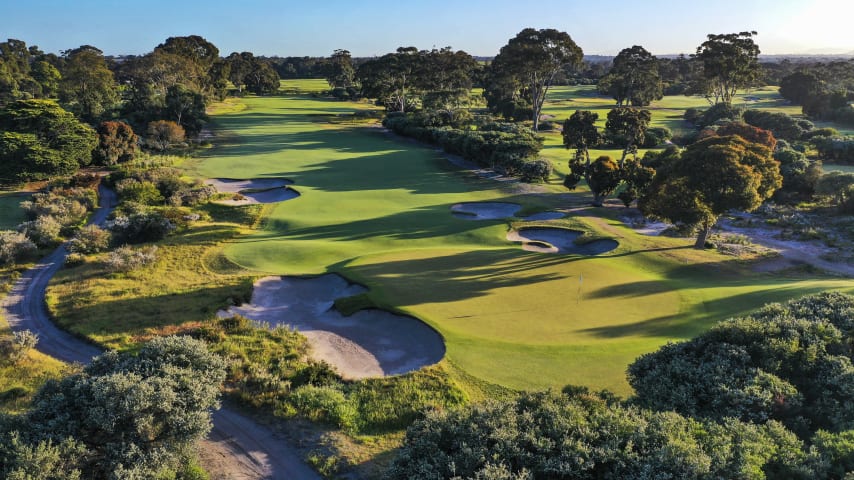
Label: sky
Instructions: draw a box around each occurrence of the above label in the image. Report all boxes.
[2,0,853,57]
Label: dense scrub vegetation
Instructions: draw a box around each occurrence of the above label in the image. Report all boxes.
[390,293,854,479]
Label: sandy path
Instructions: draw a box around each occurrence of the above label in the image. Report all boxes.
[1,185,319,480]
[220,274,445,379]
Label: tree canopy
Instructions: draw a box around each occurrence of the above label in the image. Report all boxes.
[0,99,96,182]
[488,28,583,130]
[598,45,663,107]
[0,336,226,478]
[639,135,781,248]
[693,31,761,105]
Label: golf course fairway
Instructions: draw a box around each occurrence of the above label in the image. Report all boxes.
[192,84,854,394]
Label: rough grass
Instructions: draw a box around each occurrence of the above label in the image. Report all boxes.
[188,90,854,396]
[46,209,264,350]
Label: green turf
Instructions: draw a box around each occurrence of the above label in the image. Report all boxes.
[189,89,854,395]
[0,192,27,230]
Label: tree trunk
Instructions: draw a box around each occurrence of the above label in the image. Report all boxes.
[592,192,604,207]
[694,222,713,249]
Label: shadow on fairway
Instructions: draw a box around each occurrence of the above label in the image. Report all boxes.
[344,249,583,306]
[580,278,848,339]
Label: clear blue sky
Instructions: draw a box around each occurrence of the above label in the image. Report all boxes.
[2,0,852,57]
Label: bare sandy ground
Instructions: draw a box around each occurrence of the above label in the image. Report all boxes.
[451,202,565,221]
[507,227,619,255]
[219,274,445,379]
[205,178,299,205]
[617,209,854,277]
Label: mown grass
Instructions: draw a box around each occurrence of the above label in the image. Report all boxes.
[186,89,854,395]
[0,191,28,230]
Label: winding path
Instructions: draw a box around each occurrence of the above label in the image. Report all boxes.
[1,185,320,480]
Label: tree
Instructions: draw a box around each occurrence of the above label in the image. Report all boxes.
[357,47,421,112]
[0,99,96,182]
[146,120,185,151]
[716,121,777,150]
[29,60,61,98]
[693,31,761,105]
[639,135,781,248]
[58,45,118,122]
[780,71,825,104]
[586,155,622,206]
[154,35,222,99]
[4,336,226,478]
[165,84,206,135]
[325,49,355,88]
[244,59,280,95]
[562,110,603,190]
[92,121,138,165]
[598,45,663,107]
[605,107,651,166]
[489,28,583,130]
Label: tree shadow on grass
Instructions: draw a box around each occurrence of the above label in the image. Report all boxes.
[342,248,583,306]
[579,278,846,340]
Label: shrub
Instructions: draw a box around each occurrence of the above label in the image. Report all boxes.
[146,120,185,151]
[115,178,164,205]
[290,384,357,430]
[107,211,175,244]
[0,330,38,364]
[743,110,809,141]
[0,231,37,265]
[18,215,61,247]
[68,225,111,254]
[92,121,138,165]
[103,245,158,273]
[20,187,95,228]
[519,158,553,183]
[641,126,673,147]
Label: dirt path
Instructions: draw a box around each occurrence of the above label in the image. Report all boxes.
[1,185,320,480]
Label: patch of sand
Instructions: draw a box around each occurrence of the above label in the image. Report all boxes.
[508,227,618,255]
[205,178,300,205]
[218,274,445,379]
[451,202,564,221]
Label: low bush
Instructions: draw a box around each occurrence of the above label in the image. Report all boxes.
[18,215,61,247]
[68,225,111,254]
[0,231,37,265]
[103,245,158,273]
[0,330,38,365]
[519,158,553,183]
[107,211,175,244]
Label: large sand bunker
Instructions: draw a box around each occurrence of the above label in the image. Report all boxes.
[218,274,445,379]
[451,202,564,221]
[508,227,618,255]
[205,178,299,205]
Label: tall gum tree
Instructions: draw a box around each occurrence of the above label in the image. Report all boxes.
[693,31,761,105]
[490,28,583,130]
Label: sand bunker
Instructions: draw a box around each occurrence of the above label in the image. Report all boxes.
[508,227,618,255]
[205,178,299,205]
[452,202,521,219]
[218,274,444,379]
[451,202,564,221]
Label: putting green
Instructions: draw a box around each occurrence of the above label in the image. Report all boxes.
[195,83,854,395]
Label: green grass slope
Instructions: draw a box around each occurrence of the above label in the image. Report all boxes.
[189,84,854,395]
